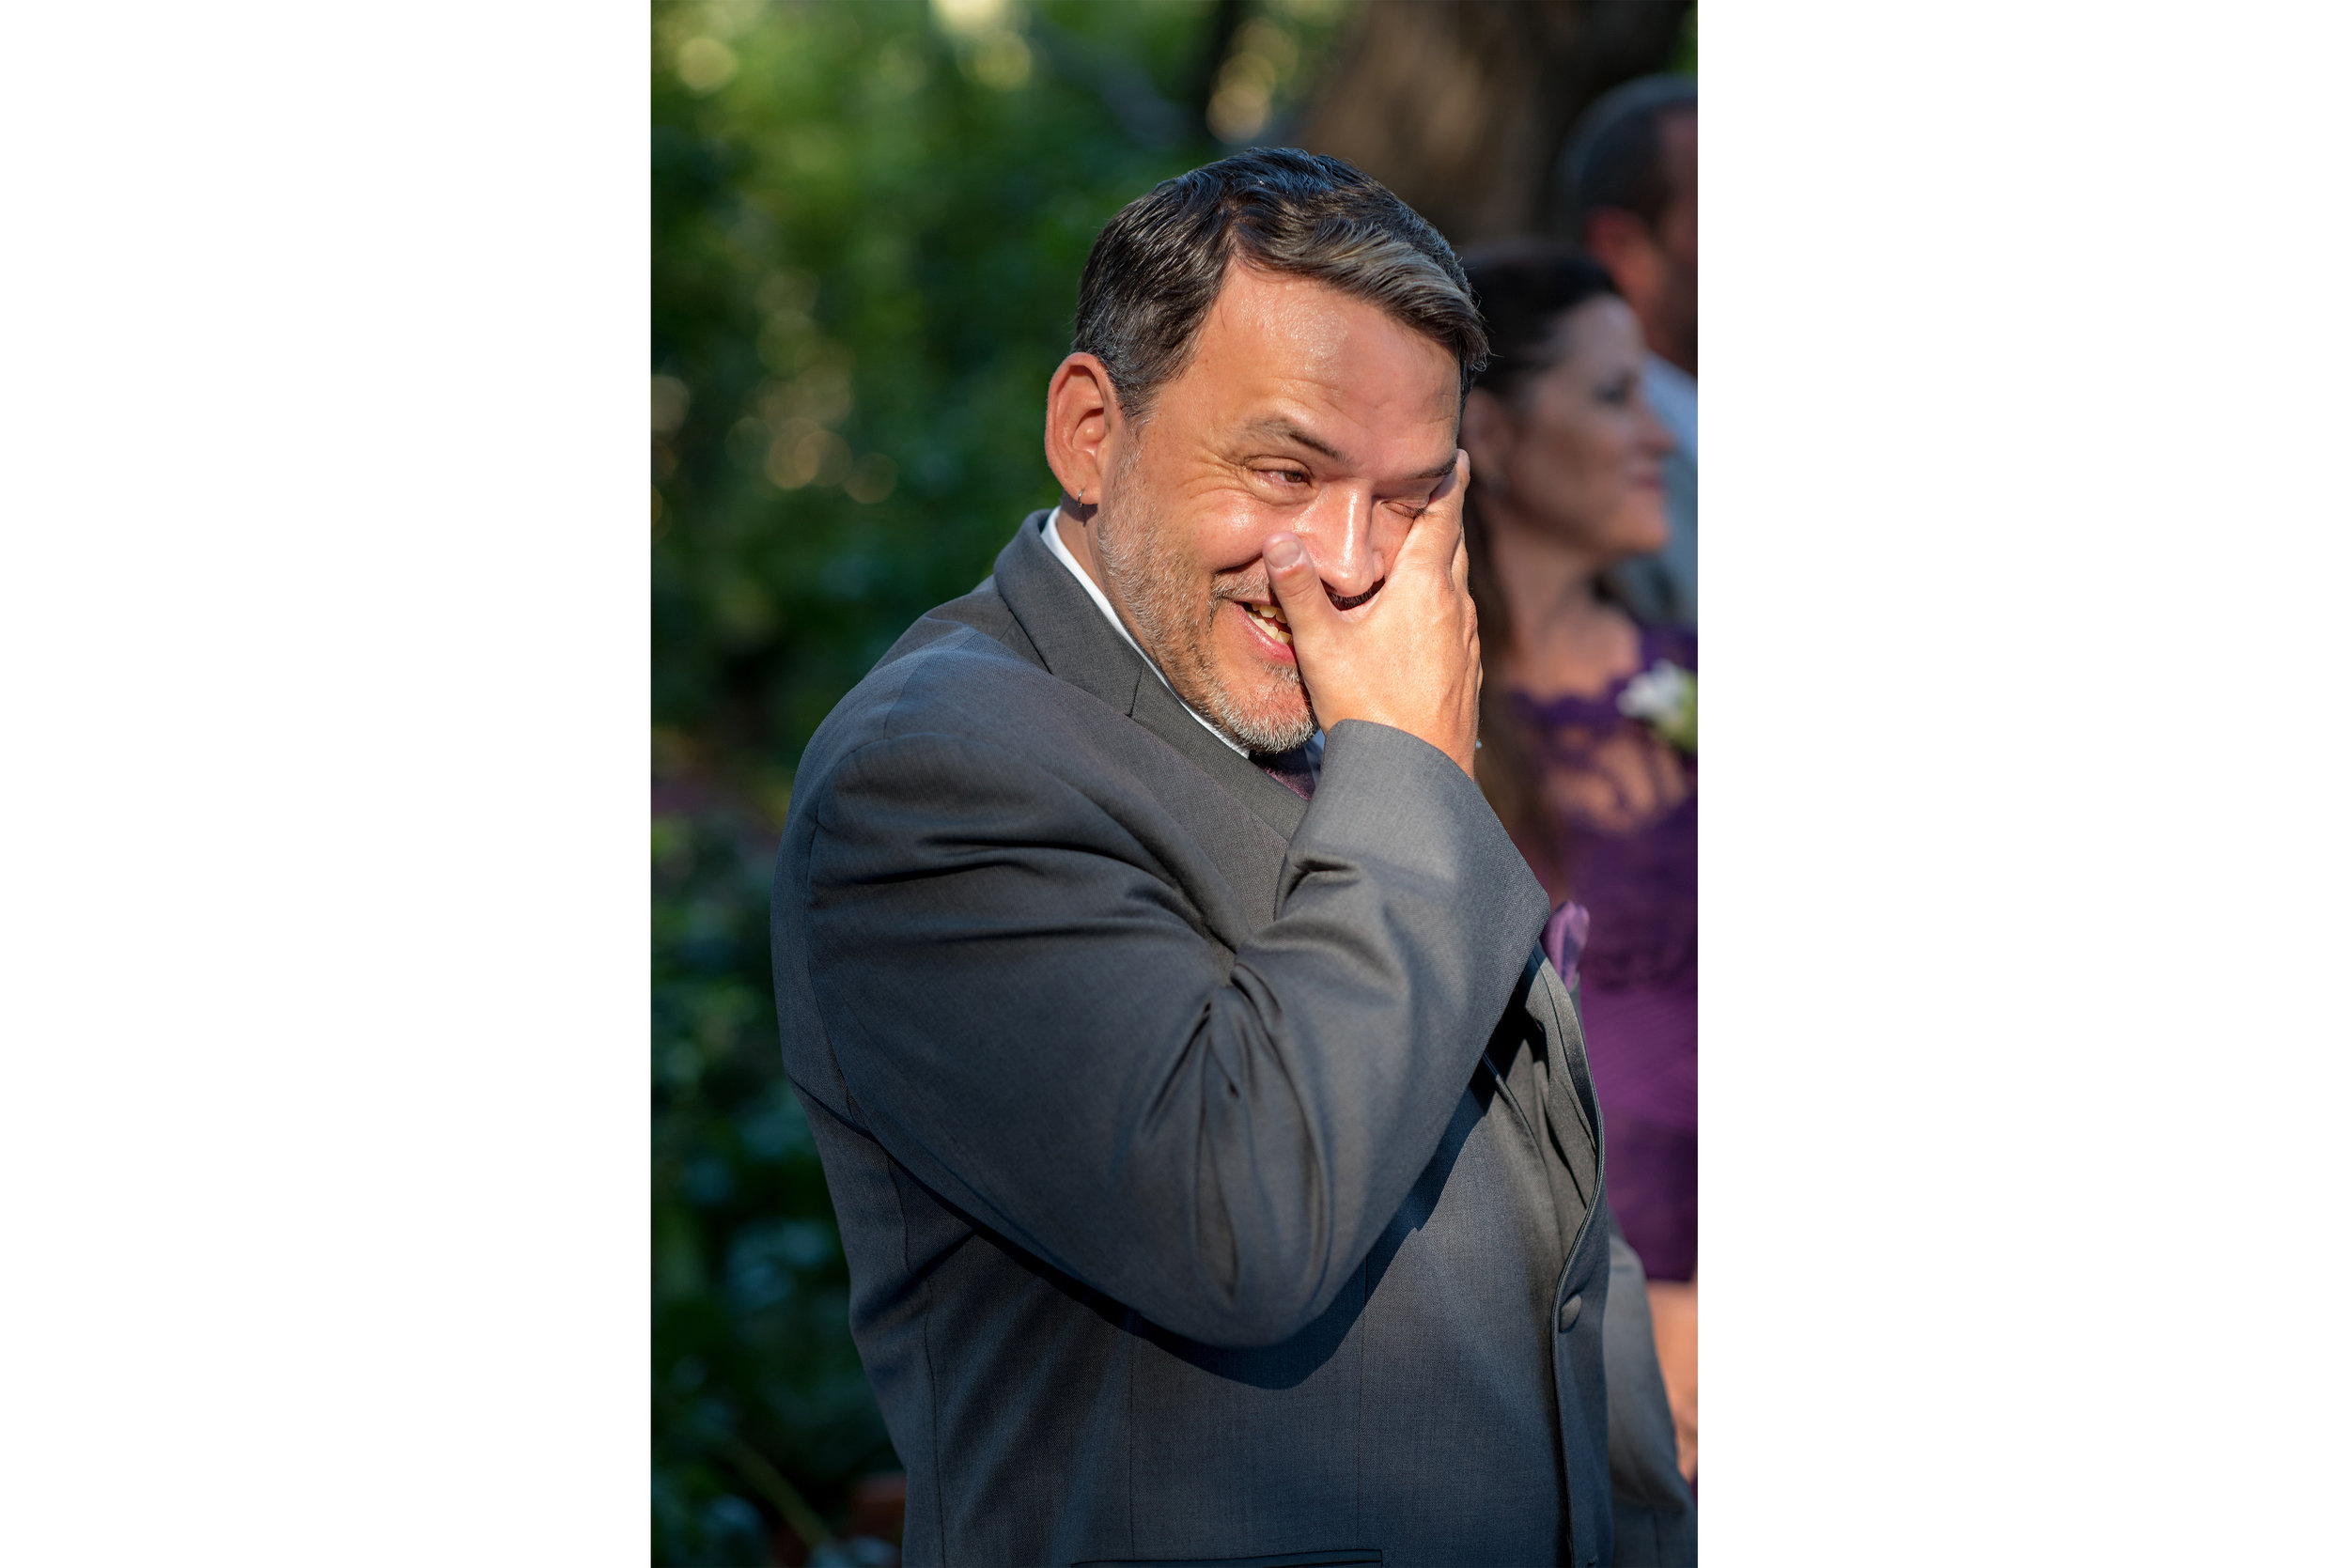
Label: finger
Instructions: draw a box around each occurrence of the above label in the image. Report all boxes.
[1262,532,1342,638]
[1439,447,1470,505]
[1396,451,1470,575]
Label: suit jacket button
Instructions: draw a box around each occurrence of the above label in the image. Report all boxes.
[1557,1293,1582,1331]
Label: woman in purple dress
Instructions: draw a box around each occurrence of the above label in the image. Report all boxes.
[1459,242,1698,1479]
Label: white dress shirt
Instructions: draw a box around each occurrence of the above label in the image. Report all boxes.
[1041,509,1247,756]
[1040,510,1324,779]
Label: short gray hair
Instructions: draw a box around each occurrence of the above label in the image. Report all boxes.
[1072,148,1486,423]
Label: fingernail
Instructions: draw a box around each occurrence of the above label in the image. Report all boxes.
[1264,534,1302,570]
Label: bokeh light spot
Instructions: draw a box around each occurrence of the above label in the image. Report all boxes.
[677,37,739,94]
[699,0,768,41]
[1208,51,1278,142]
[651,374,692,436]
[845,454,897,505]
[970,30,1032,90]
[931,0,1009,36]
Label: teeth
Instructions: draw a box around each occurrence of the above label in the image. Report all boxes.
[1242,602,1292,644]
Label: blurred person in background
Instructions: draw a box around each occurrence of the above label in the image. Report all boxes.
[1560,74,1697,629]
[1461,242,1700,1498]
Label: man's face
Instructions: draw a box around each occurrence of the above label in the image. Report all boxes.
[1581,106,1698,376]
[1090,266,1462,753]
[1651,107,1698,365]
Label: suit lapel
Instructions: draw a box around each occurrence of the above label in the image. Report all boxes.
[1128,675,1307,839]
[1533,960,1605,1224]
[990,511,1308,841]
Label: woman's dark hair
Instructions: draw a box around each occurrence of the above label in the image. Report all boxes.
[1457,241,1623,870]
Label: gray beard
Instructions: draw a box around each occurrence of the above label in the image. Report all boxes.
[1091,480,1317,755]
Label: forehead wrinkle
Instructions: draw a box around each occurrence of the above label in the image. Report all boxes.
[1235,411,1454,487]
[1235,414,1351,467]
[1190,272,1461,481]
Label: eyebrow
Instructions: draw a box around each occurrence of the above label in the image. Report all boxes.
[1239,416,1456,482]
[1241,416,1349,465]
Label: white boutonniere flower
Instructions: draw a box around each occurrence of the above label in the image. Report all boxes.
[1617,659,1697,754]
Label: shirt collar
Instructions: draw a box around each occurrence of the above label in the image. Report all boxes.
[1642,351,1698,463]
[1040,509,1249,756]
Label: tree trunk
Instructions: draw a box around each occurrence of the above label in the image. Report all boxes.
[1290,0,1692,248]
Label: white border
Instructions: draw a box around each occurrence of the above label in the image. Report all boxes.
[6,1,2345,1560]
[0,3,648,1558]
[1708,5,2348,1559]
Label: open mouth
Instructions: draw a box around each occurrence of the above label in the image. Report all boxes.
[1239,600,1292,645]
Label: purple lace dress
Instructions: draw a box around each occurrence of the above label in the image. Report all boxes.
[1518,625,1697,1282]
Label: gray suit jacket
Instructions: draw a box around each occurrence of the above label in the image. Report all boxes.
[1601,1221,1697,1565]
[771,513,1615,1566]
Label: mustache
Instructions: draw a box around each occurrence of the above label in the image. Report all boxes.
[1211,566,1385,613]
[1209,567,1272,606]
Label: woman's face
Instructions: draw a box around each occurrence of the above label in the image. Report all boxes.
[1470,296,1674,563]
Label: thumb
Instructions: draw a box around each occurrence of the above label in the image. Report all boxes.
[1263,532,1339,642]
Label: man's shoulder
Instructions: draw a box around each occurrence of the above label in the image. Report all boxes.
[793,580,1119,809]
[874,576,1038,671]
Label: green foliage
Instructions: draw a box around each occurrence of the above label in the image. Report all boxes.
[653,807,882,1563]
[653,0,1266,792]
[649,2,1346,1560]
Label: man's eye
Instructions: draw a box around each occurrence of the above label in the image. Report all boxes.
[1262,467,1310,486]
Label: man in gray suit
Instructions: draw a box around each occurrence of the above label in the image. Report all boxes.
[773,150,1657,1566]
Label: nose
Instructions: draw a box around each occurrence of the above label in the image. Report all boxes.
[1289,483,1386,601]
[1633,395,1675,459]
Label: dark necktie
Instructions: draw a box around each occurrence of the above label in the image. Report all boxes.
[1253,742,1317,800]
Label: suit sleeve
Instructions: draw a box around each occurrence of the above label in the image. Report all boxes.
[801,719,1550,1347]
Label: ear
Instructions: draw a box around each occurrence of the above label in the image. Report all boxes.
[1460,386,1517,489]
[1583,208,1662,310]
[1045,352,1123,513]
